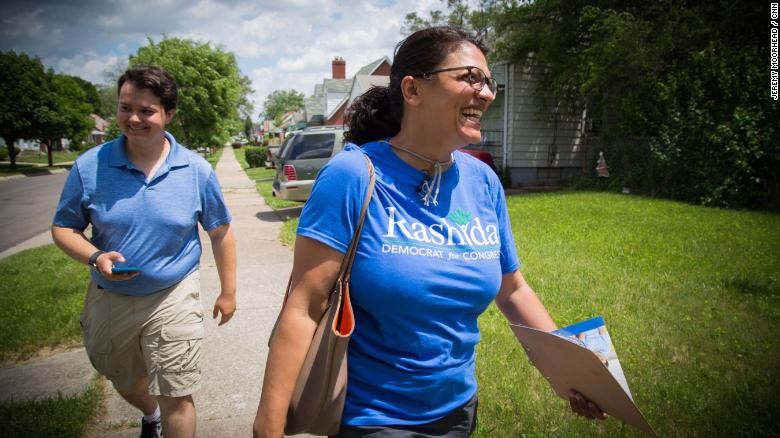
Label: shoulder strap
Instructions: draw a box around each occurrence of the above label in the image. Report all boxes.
[281,152,375,302]
[338,153,375,283]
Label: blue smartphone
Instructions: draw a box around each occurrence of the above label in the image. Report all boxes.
[112,266,141,274]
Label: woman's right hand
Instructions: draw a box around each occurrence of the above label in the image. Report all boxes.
[96,251,139,281]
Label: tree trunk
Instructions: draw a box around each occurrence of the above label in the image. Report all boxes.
[47,139,54,167]
[7,138,18,170]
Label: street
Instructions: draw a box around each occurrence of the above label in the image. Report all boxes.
[0,172,68,252]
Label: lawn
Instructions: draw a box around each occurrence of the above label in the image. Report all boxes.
[281,191,780,437]
[234,146,303,212]
[0,245,88,362]
[205,146,224,169]
[15,151,80,164]
[0,163,71,177]
[0,380,104,438]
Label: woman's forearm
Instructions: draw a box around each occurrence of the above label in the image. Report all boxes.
[254,306,320,437]
[495,270,557,331]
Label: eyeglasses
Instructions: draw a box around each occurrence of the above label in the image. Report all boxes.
[417,66,498,94]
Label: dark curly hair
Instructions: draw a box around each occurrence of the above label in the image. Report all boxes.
[344,26,488,146]
[117,65,178,112]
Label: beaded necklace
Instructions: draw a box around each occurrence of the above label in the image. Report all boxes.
[381,140,454,207]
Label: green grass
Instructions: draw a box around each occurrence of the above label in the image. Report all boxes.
[280,191,780,437]
[0,163,71,177]
[0,245,89,361]
[205,146,223,169]
[234,146,303,212]
[15,151,80,164]
[474,192,780,437]
[0,380,104,437]
[280,219,299,246]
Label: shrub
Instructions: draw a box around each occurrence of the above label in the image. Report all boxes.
[0,146,21,161]
[245,147,267,168]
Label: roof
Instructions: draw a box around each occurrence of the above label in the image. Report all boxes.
[304,95,324,121]
[354,75,390,91]
[323,78,352,94]
[355,56,391,76]
[326,95,349,119]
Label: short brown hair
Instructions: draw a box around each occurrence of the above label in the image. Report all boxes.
[117,65,178,112]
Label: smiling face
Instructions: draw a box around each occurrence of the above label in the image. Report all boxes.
[418,42,495,148]
[117,81,175,148]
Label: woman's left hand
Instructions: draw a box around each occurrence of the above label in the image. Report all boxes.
[568,391,608,420]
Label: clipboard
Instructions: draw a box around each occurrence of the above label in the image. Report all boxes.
[511,323,657,437]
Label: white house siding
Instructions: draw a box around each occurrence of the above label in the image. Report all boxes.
[481,59,586,186]
[326,93,347,116]
[506,61,585,185]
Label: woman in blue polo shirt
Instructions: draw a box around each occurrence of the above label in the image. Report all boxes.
[253,27,605,437]
[52,65,235,438]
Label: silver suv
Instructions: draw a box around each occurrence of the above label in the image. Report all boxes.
[271,125,346,201]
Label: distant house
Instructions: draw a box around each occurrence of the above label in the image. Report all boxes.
[348,74,390,105]
[301,56,392,128]
[478,58,587,187]
[304,84,326,126]
[322,78,352,125]
[89,114,109,145]
[0,138,41,151]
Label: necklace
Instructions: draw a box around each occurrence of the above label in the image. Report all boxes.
[381,140,453,207]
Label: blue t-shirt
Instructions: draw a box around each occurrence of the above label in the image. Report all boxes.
[297,141,519,426]
[52,133,231,296]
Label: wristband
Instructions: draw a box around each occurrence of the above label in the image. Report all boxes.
[87,250,106,270]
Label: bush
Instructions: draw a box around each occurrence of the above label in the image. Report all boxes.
[70,142,95,153]
[245,147,268,168]
[0,146,21,161]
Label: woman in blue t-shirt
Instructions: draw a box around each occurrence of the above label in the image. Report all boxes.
[253,26,605,437]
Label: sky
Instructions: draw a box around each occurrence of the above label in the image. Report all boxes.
[0,0,445,119]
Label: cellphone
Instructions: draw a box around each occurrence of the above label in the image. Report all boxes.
[112,266,141,274]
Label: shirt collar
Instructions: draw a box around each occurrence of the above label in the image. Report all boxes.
[108,132,190,169]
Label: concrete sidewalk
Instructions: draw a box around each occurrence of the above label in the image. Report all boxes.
[0,147,302,437]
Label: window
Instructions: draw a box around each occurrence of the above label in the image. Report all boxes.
[282,133,336,160]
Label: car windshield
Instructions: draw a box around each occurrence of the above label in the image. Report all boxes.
[282,133,336,160]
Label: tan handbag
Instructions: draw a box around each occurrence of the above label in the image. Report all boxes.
[269,154,376,436]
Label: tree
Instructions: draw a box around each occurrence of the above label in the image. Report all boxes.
[243,116,253,140]
[96,84,118,119]
[401,0,498,40]
[37,74,94,166]
[263,90,304,125]
[94,58,128,118]
[487,0,778,209]
[0,51,52,169]
[130,37,253,149]
[69,76,101,115]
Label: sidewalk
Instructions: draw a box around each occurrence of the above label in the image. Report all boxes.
[0,147,300,437]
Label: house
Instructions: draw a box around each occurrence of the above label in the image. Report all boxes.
[302,56,392,128]
[348,75,390,104]
[89,113,109,145]
[478,57,587,187]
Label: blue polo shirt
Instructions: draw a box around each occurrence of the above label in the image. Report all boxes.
[53,132,231,296]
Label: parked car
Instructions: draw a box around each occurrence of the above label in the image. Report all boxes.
[265,143,282,169]
[460,147,497,173]
[265,130,301,168]
[272,125,346,201]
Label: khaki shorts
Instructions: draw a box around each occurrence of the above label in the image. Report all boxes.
[80,271,204,397]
